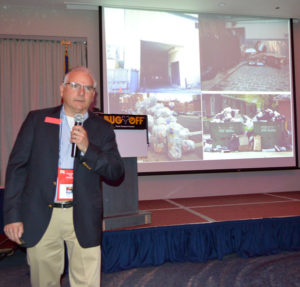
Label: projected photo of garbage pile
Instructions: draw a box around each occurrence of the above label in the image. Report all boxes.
[130,93,203,162]
[203,94,293,159]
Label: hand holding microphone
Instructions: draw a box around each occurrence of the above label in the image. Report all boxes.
[71,114,89,157]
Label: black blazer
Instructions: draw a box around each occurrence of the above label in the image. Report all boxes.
[4,105,124,248]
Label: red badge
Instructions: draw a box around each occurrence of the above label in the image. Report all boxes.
[56,168,74,201]
[44,117,62,125]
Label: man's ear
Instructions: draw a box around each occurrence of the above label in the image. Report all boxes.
[59,84,64,104]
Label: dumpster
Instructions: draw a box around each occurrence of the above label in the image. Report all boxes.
[253,121,285,149]
[209,122,244,148]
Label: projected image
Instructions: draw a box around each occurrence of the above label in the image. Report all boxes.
[202,94,293,158]
[110,92,203,161]
[105,9,201,94]
[199,17,291,92]
[103,7,296,172]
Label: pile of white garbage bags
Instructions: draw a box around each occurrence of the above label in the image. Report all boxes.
[135,96,196,159]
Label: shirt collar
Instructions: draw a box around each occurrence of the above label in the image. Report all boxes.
[60,106,89,122]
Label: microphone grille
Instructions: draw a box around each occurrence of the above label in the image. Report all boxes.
[74,113,84,123]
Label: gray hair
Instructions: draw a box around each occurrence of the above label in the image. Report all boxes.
[63,66,97,88]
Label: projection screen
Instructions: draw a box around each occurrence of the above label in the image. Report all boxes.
[101,7,297,173]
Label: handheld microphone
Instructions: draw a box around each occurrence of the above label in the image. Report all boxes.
[71,113,84,157]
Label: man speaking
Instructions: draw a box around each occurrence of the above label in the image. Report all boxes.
[3,66,124,287]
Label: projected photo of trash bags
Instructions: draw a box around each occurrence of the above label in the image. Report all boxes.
[202,94,292,157]
[134,93,203,161]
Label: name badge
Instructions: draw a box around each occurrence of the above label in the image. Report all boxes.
[56,168,73,201]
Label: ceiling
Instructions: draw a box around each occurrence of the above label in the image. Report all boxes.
[0,0,300,19]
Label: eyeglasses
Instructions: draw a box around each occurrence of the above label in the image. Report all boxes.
[65,82,95,93]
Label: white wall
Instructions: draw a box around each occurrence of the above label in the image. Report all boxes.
[138,169,300,199]
[1,5,300,200]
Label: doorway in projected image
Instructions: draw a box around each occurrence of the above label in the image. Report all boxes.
[140,40,183,91]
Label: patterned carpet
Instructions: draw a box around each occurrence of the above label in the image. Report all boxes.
[101,251,300,287]
[1,249,300,287]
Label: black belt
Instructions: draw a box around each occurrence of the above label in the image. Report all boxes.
[48,202,73,208]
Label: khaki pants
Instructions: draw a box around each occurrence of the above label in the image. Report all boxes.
[27,207,101,287]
